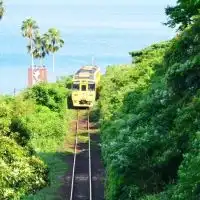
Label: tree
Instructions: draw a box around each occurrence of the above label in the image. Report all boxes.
[21,18,39,67]
[28,33,48,66]
[56,75,73,89]
[44,28,64,72]
[0,0,4,20]
[165,0,200,31]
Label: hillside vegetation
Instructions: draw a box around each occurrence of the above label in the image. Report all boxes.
[0,82,70,199]
[99,1,200,199]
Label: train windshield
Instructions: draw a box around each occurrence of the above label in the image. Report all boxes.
[81,85,86,91]
[72,83,80,90]
[88,84,95,91]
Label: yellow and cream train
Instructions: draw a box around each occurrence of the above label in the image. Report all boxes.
[71,65,100,107]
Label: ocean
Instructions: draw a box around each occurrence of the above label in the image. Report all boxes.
[0,53,131,94]
[0,1,176,94]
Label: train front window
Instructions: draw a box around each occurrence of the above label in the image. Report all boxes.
[88,84,95,91]
[81,85,86,91]
[72,84,79,90]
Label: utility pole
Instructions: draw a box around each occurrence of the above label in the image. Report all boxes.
[92,56,95,66]
[13,88,16,96]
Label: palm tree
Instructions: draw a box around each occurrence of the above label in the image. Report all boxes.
[28,33,48,66]
[0,0,4,20]
[44,28,64,72]
[21,18,39,67]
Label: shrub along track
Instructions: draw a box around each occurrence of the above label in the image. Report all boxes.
[58,109,104,200]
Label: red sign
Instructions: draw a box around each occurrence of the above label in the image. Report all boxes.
[28,67,48,87]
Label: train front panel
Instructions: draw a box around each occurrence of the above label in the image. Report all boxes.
[72,80,96,107]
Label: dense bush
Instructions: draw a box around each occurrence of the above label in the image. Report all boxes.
[25,105,66,152]
[0,97,47,199]
[99,15,200,200]
[0,136,47,199]
[0,82,70,199]
[56,76,74,108]
[56,75,73,89]
[24,83,67,114]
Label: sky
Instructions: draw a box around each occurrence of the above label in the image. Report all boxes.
[0,0,177,94]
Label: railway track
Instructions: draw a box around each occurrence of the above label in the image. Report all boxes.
[70,109,92,200]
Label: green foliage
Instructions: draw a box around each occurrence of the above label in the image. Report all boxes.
[0,0,4,20]
[28,32,47,61]
[99,14,200,200]
[56,75,73,89]
[23,110,74,200]
[165,0,200,30]
[25,105,65,152]
[165,16,200,95]
[0,100,11,135]
[0,97,47,199]
[24,83,67,113]
[0,136,47,200]
[44,28,64,53]
[56,76,73,108]
[0,82,70,199]
[100,42,169,122]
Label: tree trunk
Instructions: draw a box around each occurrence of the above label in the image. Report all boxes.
[30,38,34,87]
[40,57,42,67]
[53,53,55,72]
[30,38,34,67]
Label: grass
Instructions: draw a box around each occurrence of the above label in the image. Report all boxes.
[23,152,68,200]
[23,109,76,200]
[23,108,99,200]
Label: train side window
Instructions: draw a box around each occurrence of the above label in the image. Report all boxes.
[88,84,95,91]
[81,85,86,91]
[72,84,79,90]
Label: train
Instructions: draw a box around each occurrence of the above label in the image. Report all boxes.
[71,65,100,107]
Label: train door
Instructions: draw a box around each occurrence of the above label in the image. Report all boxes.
[81,84,87,91]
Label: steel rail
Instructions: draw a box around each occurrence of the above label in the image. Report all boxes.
[69,110,79,200]
[69,109,92,200]
[88,108,92,200]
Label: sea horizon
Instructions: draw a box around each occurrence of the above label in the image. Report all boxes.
[0,53,133,94]
[0,0,176,94]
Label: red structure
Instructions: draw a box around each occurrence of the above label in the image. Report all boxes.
[28,66,48,87]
